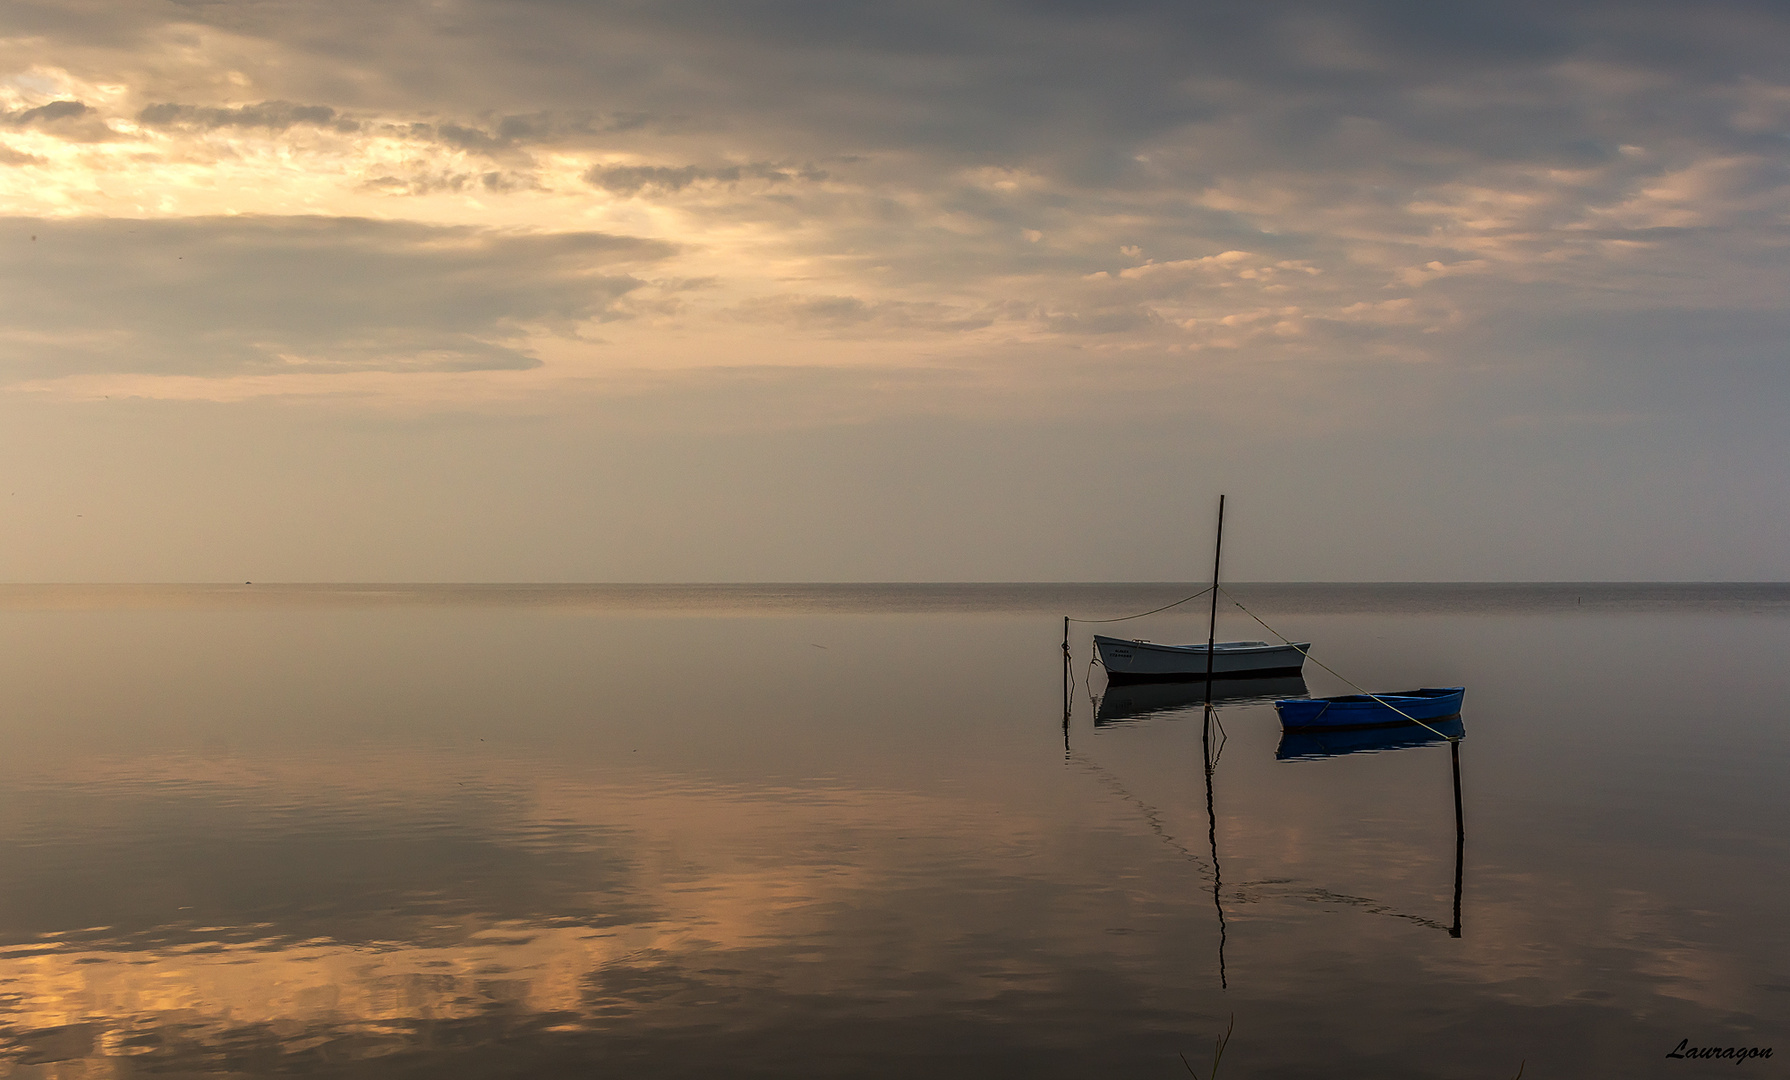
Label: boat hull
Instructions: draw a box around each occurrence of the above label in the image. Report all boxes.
[1094,635,1309,683]
[1274,688,1465,730]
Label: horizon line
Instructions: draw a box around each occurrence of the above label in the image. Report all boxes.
[2,581,1786,588]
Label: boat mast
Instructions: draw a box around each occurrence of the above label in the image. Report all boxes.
[1203,494,1225,698]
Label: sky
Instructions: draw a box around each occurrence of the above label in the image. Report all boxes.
[1,0,1787,582]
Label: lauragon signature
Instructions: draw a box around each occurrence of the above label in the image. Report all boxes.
[1667,1039,1773,1063]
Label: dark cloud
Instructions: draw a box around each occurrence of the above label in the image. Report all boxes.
[430,112,653,152]
[15,2,1790,136]
[0,217,678,379]
[1,99,115,142]
[302,0,1788,166]
[0,144,44,166]
[360,168,538,196]
[136,101,358,133]
[586,161,826,195]
[15,1,1790,183]
[436,120,526,152]
[2,100,118,143]
[125,105,667,159]
[9,99,89,124]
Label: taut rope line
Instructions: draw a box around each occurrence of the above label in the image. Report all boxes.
[1065,584,1215,625]
[1219,588,1462,743]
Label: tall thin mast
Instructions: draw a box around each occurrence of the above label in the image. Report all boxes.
[1203,494,1225,699]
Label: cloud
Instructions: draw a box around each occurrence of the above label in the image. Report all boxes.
[1585,155,1790,230]
[9,99,89,124]
[0,216,678,380]
[0,143,44,166]
[131,101,662,150]
[585,161,826,195]
[359,167,538,197]
[136,100,358,133]
[431,112,655,152]
[725,293,999,334]
[1,97,115,142]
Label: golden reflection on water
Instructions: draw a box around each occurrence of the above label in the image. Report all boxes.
[4,922,611,1055]
[0,757,1095,1072]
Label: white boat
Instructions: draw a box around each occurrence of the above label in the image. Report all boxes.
[1094,634,1309,683]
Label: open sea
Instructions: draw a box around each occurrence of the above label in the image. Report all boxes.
[0,583,1786,1079]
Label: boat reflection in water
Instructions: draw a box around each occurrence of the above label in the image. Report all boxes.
[1096,675,1309,726]
[1275,714,1464,760]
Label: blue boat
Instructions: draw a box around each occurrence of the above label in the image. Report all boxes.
[1274,687,1464,730]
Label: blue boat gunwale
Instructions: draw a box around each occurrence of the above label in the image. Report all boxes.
[1277,713,1464,733]
[1286,687,1463,704]
[1273,686,1465,731]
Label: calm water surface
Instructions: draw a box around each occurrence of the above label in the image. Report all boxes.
[0,584,1786,1078]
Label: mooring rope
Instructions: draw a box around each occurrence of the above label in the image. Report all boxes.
[1218,588,1462,743]
[1066,584,1215,625]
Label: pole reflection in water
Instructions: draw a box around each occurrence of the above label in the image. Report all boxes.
[1451,737,1464,939]
[1275,718,1469,938]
